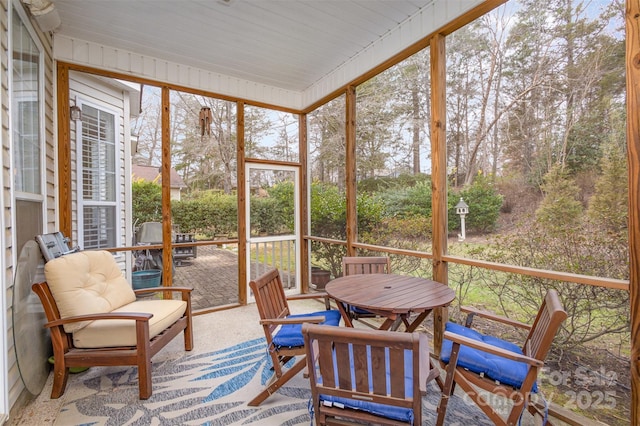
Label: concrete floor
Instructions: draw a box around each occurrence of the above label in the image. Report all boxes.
[7,297,331,426]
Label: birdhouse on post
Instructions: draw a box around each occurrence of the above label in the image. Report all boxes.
[455,198,469,241]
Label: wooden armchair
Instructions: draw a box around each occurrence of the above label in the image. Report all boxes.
[342,256,391,276]
[436,289,567,426]
[303,323,437,425]
[32,250,193,400]
[248,268,341,406]
[341,256,391,326]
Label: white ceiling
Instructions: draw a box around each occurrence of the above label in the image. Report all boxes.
[51,0,437,92]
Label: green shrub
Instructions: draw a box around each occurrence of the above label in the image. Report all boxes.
[310,182,346,238]
[171,191,237,237]
[358,173,429,193]
[266,181,295,232]
[250,196,282,235]
[378,175,502,235]
[456,173,504,233]
[132,179,162,225]
[310,183,348,277]
[364,215,432,248]
[310,182,385,277]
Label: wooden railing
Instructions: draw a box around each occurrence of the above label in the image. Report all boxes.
[342,239,629,291]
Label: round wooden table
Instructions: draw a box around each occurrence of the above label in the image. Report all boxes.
[325,273,455,331]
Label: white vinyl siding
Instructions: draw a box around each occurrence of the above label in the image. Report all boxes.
[5,0,55,417]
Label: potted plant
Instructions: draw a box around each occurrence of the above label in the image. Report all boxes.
[310,266,331,290]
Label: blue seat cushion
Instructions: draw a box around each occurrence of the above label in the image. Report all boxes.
[319,348,415,424]
[440,322,537,392]
[272,310,341,348]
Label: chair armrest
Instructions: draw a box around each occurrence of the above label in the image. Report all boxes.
[45,312,153,328]
[133,286,193,296]
[461,305,531,330]
[444,331,544,367]
[259,315,326,326]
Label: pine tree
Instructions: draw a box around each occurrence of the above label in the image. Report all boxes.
[535,164,583,231]
[587,112,628,234]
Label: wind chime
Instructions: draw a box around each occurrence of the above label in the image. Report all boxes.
[199,107,212,137]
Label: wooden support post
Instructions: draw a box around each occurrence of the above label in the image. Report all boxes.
[626,1,640,423]
[299,113,310,292]
[161,87,173,294]
[345,86,357,257]
[56,63,72,240]
[237,102,247,304]
[430,34,448,355]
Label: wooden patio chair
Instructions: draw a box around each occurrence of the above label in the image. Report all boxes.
[248,268,341,406]
[32,250,193,400]
[436,289,567,426]
[342,256,391,276]
[341,256,392,327]
[303,323,438,425]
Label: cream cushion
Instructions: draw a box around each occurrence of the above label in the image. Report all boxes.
[72,299,187,348]
[44,250,136,333]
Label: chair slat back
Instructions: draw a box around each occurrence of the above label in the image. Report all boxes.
[523,289,567,360]
[249,269,290,334]
[303,323,424,424]
[342,256,391,276]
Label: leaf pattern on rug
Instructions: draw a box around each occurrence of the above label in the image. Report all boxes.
[56,337,314,426]
[55,337,499,425]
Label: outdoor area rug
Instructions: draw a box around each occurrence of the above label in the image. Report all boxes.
[54,337,499,426]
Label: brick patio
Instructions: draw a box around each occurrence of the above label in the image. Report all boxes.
[172,245,240,310]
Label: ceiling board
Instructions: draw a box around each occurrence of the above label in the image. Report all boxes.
[52,0,436,91]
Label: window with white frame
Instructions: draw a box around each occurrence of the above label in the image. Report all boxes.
[79,103,119,249]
